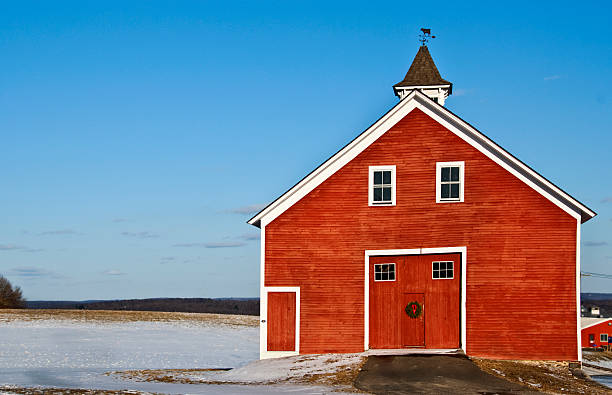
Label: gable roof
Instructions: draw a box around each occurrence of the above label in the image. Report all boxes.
[394,45,452,91]
[248,90,596,228]
[581,317,612,330]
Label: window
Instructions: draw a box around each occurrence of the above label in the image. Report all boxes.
[436,161,464,203]
[432,261,454,279]
[374,263,396,282]
[369,166,396,206]
[589,334,595,343]
[601,334,608,343]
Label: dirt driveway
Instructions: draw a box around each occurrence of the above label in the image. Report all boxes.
[354,354,540,394]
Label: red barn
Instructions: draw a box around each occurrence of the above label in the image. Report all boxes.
[248,44,596,361]
[582,318,612,349]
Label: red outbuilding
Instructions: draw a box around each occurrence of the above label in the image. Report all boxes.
[248,44,596,361]
[582,318,612,350]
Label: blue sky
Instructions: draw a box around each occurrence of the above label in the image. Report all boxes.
[1,1,611,300]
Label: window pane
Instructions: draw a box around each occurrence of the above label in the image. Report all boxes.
[374,187,382,201]
[448,262,454,271]
[373,171,382,185]
[375,272,381,281]
[382,187,391,201]
[451,167,459,181]
[382,171,391,184]
[441,167,450,182]
[440,261,446,270]
[440,270,447,279]
[441,184,450,198]
[450,183,459,198]
[448,268,453,278]
[382,271,388,281]
[433,262,439,270]
[433,271,439,279]
[389,271,395,281]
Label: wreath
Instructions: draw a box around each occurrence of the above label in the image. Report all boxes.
[405,301,422,318]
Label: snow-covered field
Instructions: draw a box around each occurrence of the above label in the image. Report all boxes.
[0,318,258,370]
[0,311,349,394]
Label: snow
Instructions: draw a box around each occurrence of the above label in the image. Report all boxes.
[0,317,353,393]
[170,353,365,384]
[0,318,258,370]
[589,359,612,370]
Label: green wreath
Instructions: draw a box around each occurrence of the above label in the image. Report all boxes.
[405,301,422,318]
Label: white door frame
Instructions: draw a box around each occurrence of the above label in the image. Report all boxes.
[364,247,467,352]
[260,286,300,359]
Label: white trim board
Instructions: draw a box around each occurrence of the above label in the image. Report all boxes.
[248,90,595,228]
[364,247,467,353]
[576,219,582,362]
[260,286,301,360]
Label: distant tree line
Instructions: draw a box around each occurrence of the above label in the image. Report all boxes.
[27,297,259,315]
[0,275,26,308]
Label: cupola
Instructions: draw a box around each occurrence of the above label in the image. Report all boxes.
[393,31,452,105]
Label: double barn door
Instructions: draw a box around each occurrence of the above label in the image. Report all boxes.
[369,254,460,349]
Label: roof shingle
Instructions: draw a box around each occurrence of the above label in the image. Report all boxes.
[394,45,452,90]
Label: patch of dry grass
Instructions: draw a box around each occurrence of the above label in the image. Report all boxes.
[0,309,259,327]
[0,386,156,394]
[473,358,611,395]
[107,355,368,392]
[292,356,367,391]
[107,368,230,385]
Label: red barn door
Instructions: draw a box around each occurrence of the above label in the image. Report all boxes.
[402,293,425,347]
[369,253,461,349]
[267,292,296,351]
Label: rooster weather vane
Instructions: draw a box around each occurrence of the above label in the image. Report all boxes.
[419,28,436,46]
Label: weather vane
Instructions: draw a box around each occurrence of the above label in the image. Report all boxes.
[419,28,436,46]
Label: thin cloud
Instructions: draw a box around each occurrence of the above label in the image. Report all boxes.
[601,197,612,203]
[121,231,159,239]
[37,229,79,236]
[240,232,260,241]
[205,242,247,248]
[103,270,125,276]
[0,244,25,251]
[0,244,44,253]
[112,218,128,223]
[544,75,561,81]
[10,266,55,278]
[229,204,267,215]
[453,88,469,97]
[23,248,45,253]
[584,241,608,247]
[173,242,246,248]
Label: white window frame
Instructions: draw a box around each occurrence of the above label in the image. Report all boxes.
[368,165,396,206]
[601,333,608,343]
[374,263,396,282]
[436,161,465,203]
[432,261,455,279]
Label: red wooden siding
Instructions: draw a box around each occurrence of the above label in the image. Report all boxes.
[369,254,460,349]
[265,108,578,360]
[267,292,296,351]
[581,320,612,348]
